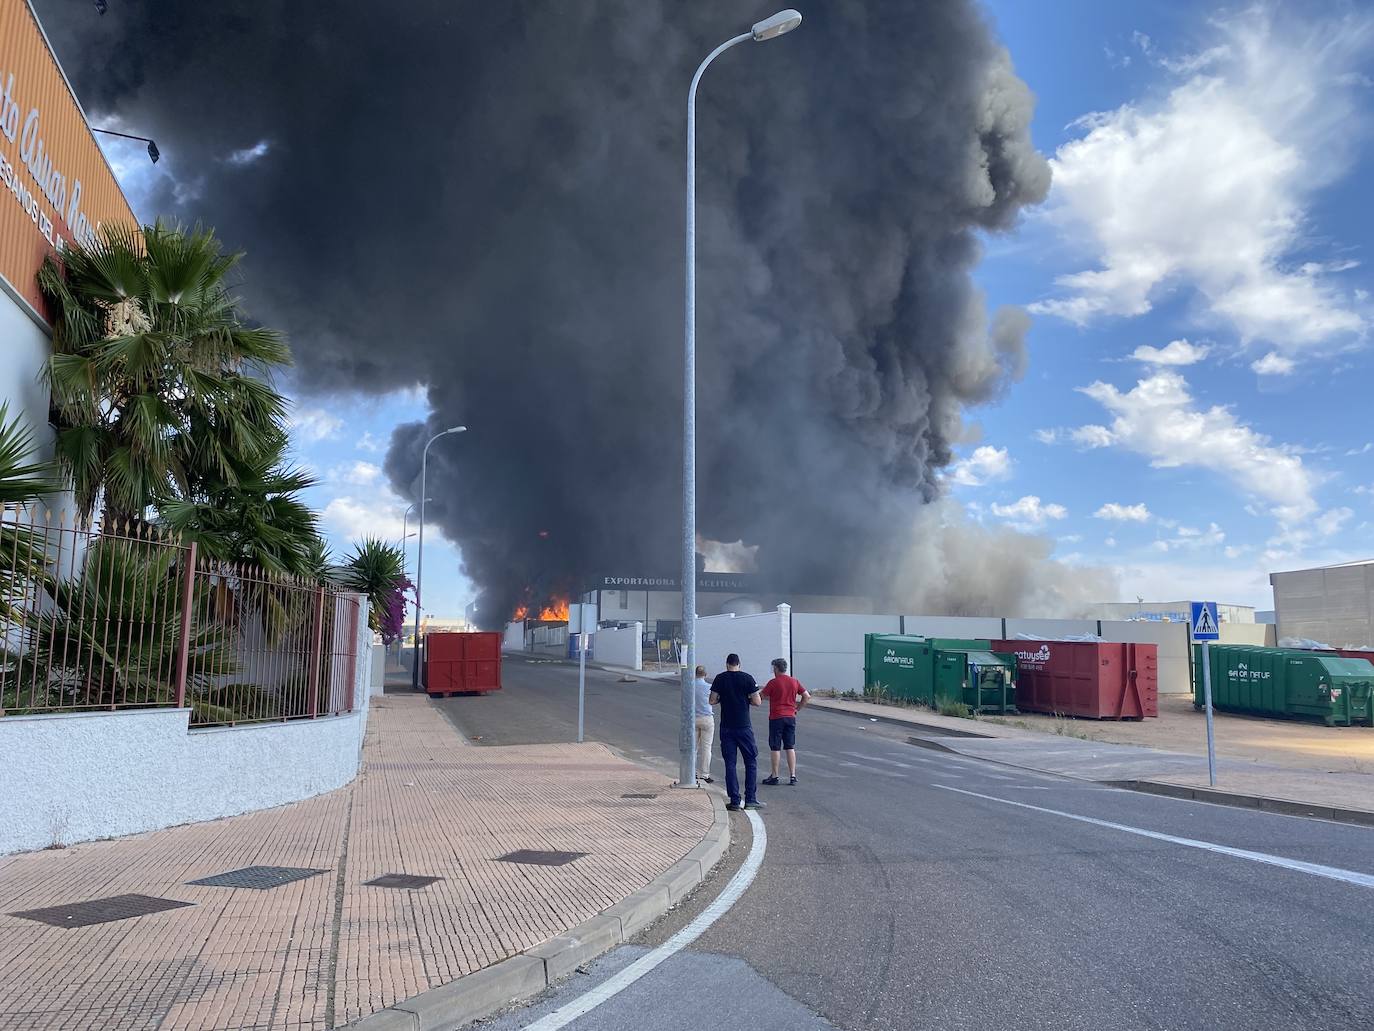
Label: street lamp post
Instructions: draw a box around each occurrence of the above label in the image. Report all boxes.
[679,10,802,789]
[411,427,466,689]
[401,499,431,582]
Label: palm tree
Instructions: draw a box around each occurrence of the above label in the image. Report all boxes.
[158,434,322,577]
[37,221,290,525]
[337,537,406,637]
[0,405,55,619]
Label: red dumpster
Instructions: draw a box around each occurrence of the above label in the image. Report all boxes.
[991,640,1158,719]
[424,632,502,696]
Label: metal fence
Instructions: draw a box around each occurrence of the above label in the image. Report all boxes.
[1,508,361,726]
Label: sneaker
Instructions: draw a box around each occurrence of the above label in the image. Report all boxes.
[789,776,797,786]
[761,775,780,786]
[726,802,743,811]
[702,776,714,784]
[744,800,766,810]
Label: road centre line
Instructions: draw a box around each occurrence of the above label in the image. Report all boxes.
[841,752,915,768]
[521,810,767,1030]
[935,785,1374,889]
[837,761,905,778]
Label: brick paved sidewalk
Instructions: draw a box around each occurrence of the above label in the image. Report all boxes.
[0,695,713,1030]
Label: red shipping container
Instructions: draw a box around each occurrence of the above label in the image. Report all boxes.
[424,632,502,696]
[991,640,1158,719]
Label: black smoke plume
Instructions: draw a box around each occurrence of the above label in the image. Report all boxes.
[40,1,1107,624]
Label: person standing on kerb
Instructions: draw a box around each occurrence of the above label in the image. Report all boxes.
[708,653,764,810]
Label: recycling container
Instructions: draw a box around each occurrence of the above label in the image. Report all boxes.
[992,640,1158,719]
[1192,644,1374,726]
[425,631,502,696]
[863,634,1016,713]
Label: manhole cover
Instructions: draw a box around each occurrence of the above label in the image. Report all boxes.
[620,792,658,799]
[188,866,328,890]
[9,894,193,928]
[364,873,443,889]
[496,849,588,867]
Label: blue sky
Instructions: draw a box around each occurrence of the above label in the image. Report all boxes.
[97,1,1374,616]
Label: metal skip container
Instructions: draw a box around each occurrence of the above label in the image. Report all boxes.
[424,631,503,697]
[863,634,1017,714]
[992,640,1159,719]
[1191,644,1374,726]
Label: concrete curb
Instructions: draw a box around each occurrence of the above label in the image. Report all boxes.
[1104,779,1374,828]
[808,697,993,739]
[905,736,1374,828]
[344,790,731,1030]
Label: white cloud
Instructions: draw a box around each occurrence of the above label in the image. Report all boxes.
[320,496,405,542]
[1077,371,1317,520]
[1032,9,1371,352]
[946,445,1013,487]
[1034,428,1059,445]
[1345,443,1372,457]
[990,495,1068,531]
[288,405,344,443]
[329,461,382,487]
[1069,425,1116,449]
[1314,507,1353,537]
[1094,502,1152,522]
[226,139,271,166]
[1130,339,1210,366]
[1251,351,1296,376]
[1104,536,1118,548]
[357,431,383,454]
[1152,521,1226,552]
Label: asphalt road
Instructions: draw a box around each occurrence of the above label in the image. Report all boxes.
[435,657,1374,1031]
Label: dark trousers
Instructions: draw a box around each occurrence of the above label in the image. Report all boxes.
[719,725,758,805]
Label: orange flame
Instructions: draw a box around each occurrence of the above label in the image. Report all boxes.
[511,596,570,622]
[511,604,529,621]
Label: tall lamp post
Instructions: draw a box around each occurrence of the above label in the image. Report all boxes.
[679,10,802,788]
[411,427,466,688]
[401,498,431,581]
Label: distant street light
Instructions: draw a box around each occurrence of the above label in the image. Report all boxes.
[411,429,465,688]
[400,499,431,582]
[678,10,802,789]
[92,127,160,164]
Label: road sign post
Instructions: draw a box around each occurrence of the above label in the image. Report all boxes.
[577,630,587,744]
[1191,601,1220,786]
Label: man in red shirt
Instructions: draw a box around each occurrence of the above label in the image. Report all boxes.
[760,657,810,786]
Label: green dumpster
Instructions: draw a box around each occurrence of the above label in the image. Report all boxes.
[863,634,1017,714]
[1192,644,1374,726]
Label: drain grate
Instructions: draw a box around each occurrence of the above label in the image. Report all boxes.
[364,873,443,890]
[9,894,193,928]
[620,792,658,799]
[496,849,588,867]
[188,866,327,890]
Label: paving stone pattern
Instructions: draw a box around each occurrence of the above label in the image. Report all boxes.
[0,695,712,1029]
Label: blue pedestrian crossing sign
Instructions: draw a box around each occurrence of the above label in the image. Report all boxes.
[1190,601,1220,641]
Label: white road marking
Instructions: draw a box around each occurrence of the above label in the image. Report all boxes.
[521,810,767,1030]
[838,761,905,778]
[935,785,1374,889]
[796,767,846,779]
[841,751,915,769]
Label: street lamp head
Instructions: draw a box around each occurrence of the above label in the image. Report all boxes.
[752,9,802,41]
[445,425,467,435]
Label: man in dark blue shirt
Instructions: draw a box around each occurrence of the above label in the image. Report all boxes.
[708,653,765,811]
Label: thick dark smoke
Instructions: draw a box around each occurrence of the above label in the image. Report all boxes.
[40,2,1108,623]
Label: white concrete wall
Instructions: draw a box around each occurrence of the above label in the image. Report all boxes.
[1272,562,1374,647]
[0,292,53,459]
[595,622,642,670]
[503,621,526,651]
[370,643,386,696]
[791,612,900,693]
[901,615,1004,639]
[1218,622,1269,646]
[1004,617,1100,638]
[1098,619,1191,695]
[1,597,373,856]
[696,605,789,683]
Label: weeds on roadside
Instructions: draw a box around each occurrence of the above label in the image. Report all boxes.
[1051,712,1091,740]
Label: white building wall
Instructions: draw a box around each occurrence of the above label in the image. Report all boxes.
[1004,617,1100,639]
[594,622,642,669]
[503,621,526,651]
[1272,562,1374,647]
[791,612,900,693]
[1,596,373,856]
[901,614,1003,639]
[696,605,789,683]
[0,293,52,455]
[1098,619,1191,695]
